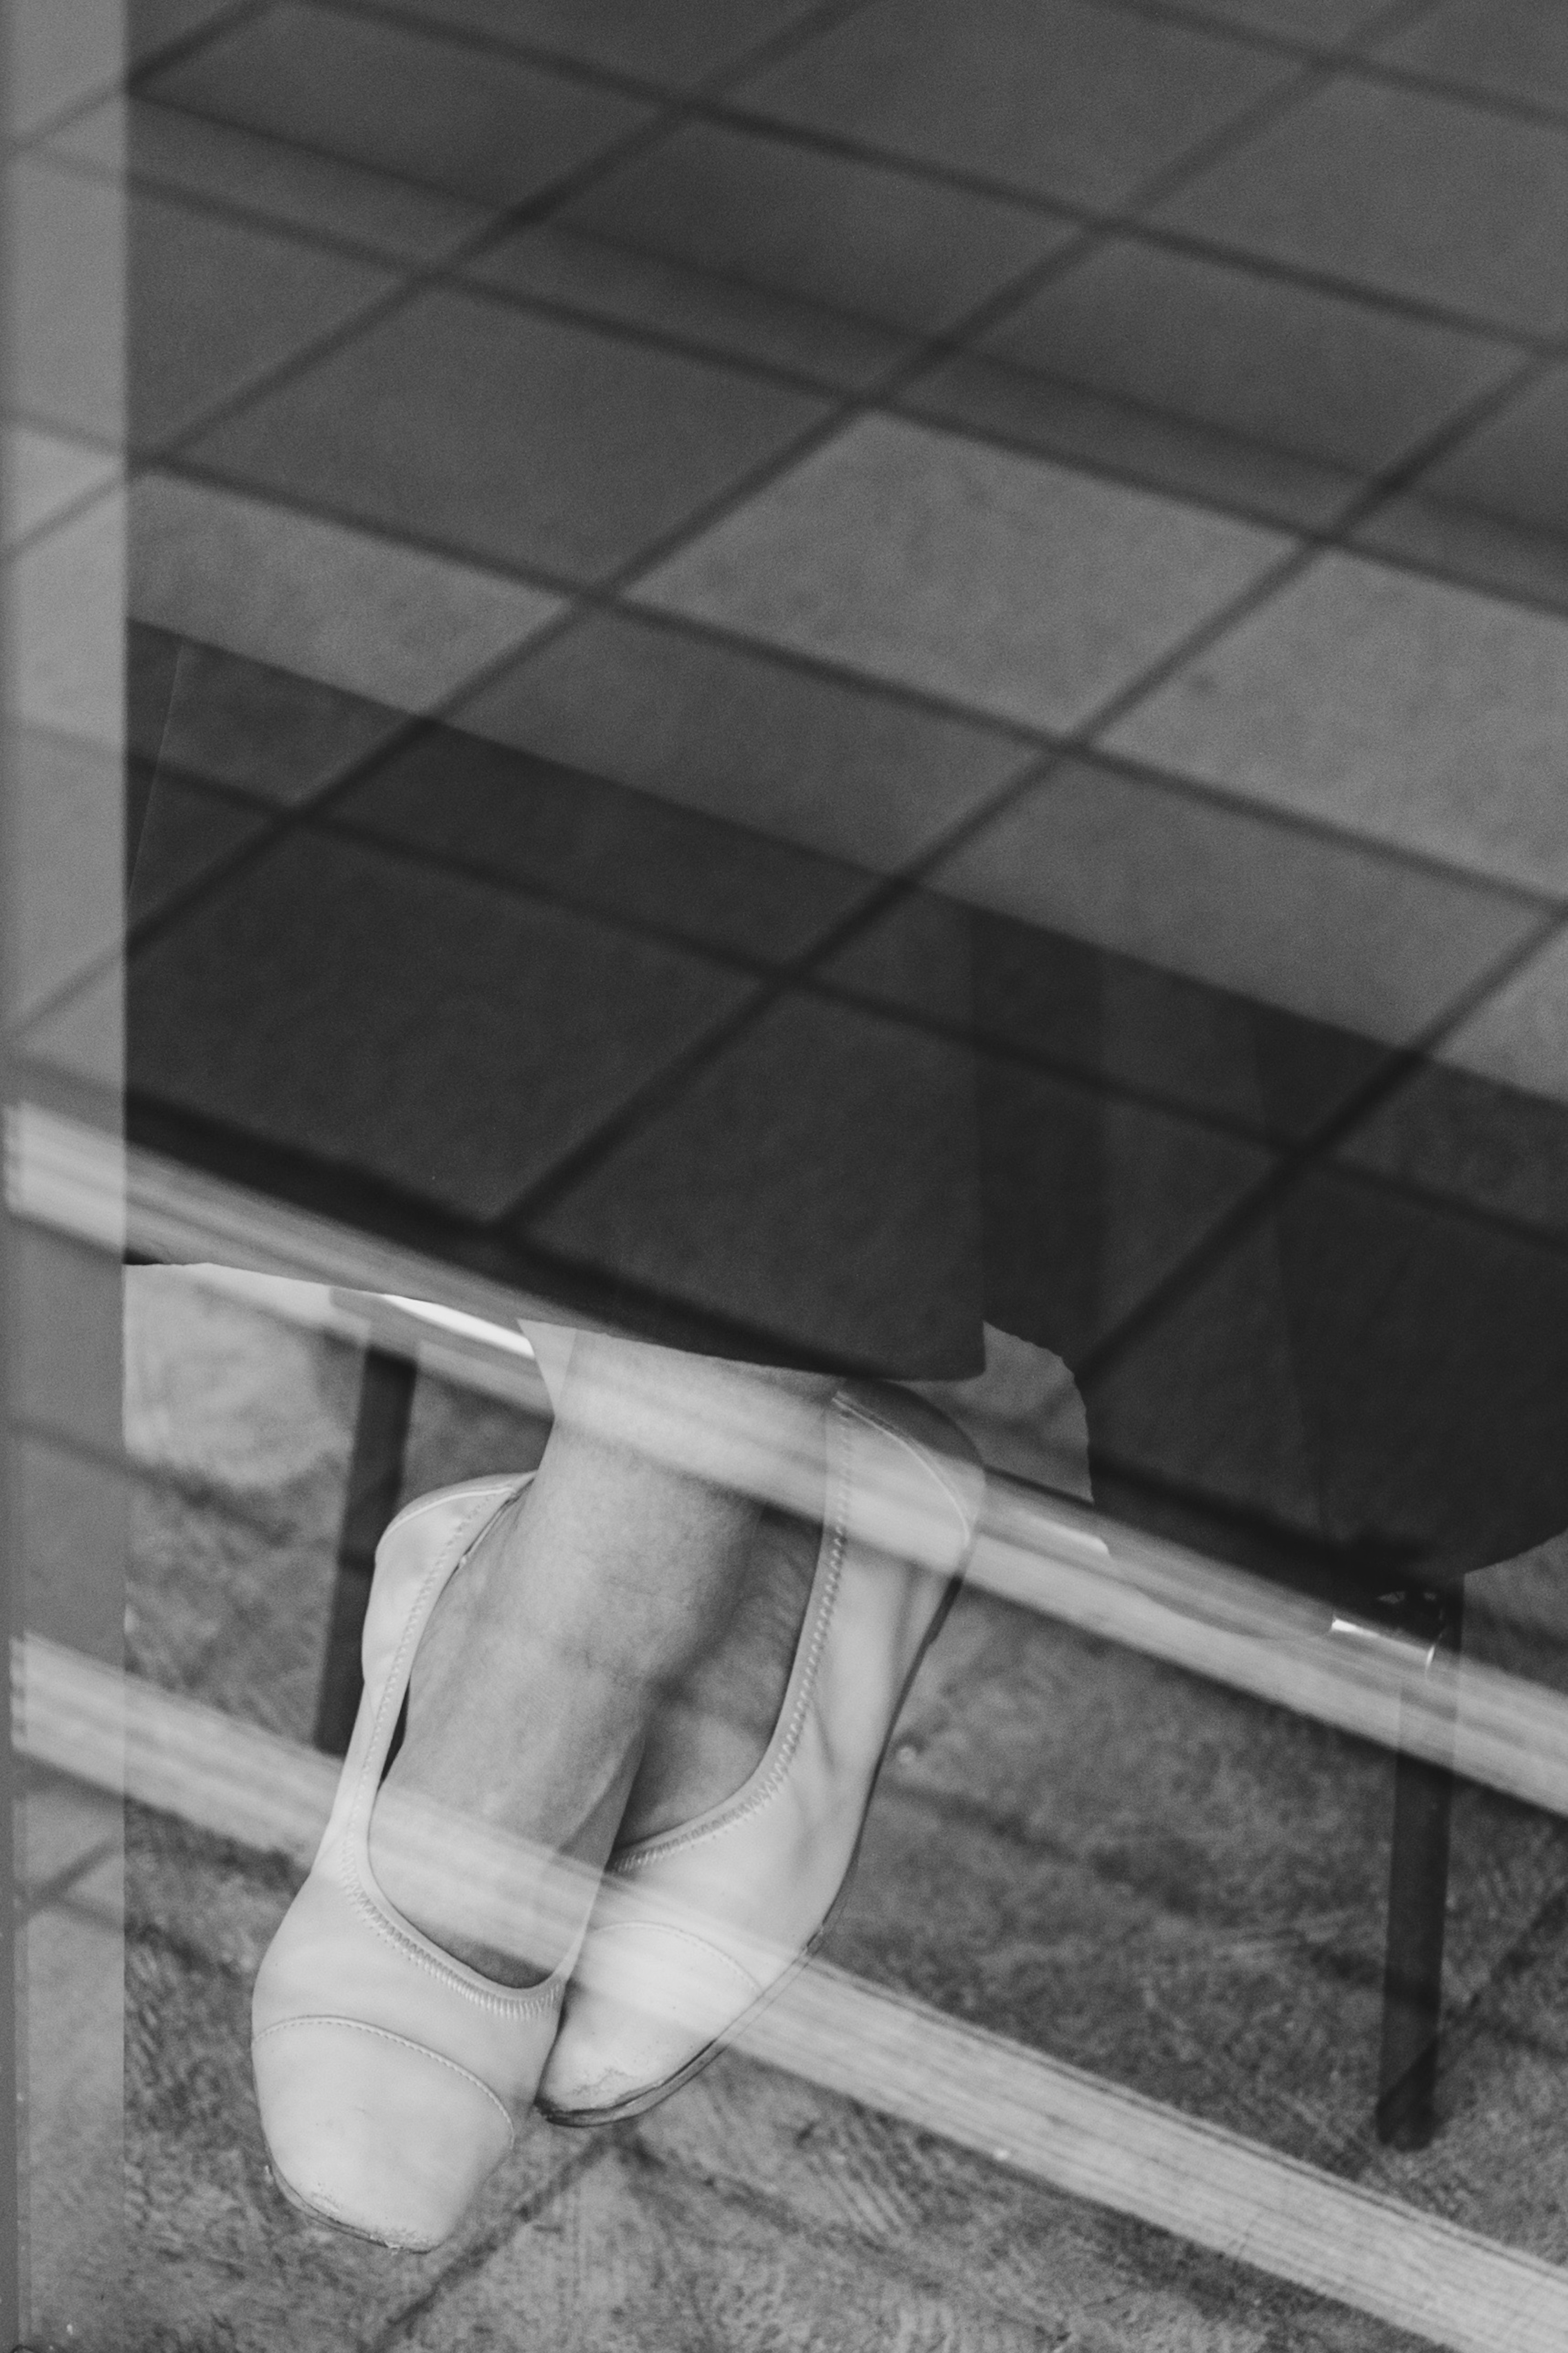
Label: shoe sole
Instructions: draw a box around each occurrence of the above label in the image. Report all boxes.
[536,1559,969,2129]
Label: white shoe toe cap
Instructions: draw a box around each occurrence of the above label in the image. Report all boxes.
[254,2017,514,2249]
[538,1921,766,2120]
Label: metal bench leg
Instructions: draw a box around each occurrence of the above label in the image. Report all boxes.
[1376,1585,1463,2150]
[313,1345,417,1756]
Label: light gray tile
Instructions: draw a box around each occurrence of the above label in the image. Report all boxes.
[10,156,124,445]
[11,491,125,749]
[1437,926,1568,1104]
[736,0,1294,209]
[454,606,1032,872]
[128,471,563,712]
[5,0,120,141]
[637,415,1289,731]
[6,727,125,1026]
[1154,76,1568,335]
[1107,551,1568,894]
[16,965,121,1094]
[50,95,493,264]
[1,423,118,553]
[932,756,1539,1046]
[18,1774,120,1903]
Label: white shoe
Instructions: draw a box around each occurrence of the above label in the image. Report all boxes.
[536,1386,984,2126]
[252,1474,569,2251]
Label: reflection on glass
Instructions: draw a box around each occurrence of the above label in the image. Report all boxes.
[4,0,1568,2346]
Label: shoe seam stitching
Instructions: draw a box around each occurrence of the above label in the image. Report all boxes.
[342,1483,568,2017]
[610,1394,855,1876]
[254,2015,515,2141]
[840,1393,980,1542]
[579,1918,767,1999]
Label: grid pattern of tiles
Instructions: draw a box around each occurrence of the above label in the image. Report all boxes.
[13,0,1565,1478]
[8,0,1568,2336]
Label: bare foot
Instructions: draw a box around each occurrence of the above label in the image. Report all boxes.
[616,1483,823,1846]
[369,1339,830,1985]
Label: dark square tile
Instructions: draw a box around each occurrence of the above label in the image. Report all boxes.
[129,183,395,448]
[129,0,243,71]
[976,1046,1272,1365]
[525,987,988,1373]
[454,606,1033,872]
[11,158,129,443]
[51,95,492,265]
[927,755,1542,1050]
[735,0,1294,209]
[135,630,410,808]
[1082,1218,1350,1559]
[532,965,1270,1373]
[1339,1057,1568,1244]
[337,719,877,966]
[1356,493,1568,619]
[1183,0,1389,41]
[1354,364,1568,614]
[1097,1156,1568,1579]
[902,350,1356,531]
[904,349,1364,531]
[1377,0,1568,118]
[128,773,270,928]
[186,285,829,580]
[822,890,1386,1142]
[554,119,1077,334]
[387,0,819,87]
[127,827,752,1221]
[1154,75,1568,335]
[142,2,652,205]
[466,223,908,391]
[972,234,1521,480]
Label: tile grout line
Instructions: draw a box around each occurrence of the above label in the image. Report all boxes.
[330,0,1568,146]
[1071,902,1568,1396]
[361,2139,617,2350]
[94,22,1353,1008]
[106,350,1559,1233]
[76,9,1568,1233]
[17,1836,120,1926]
[343,32,1349,740]
[4,0,269,154]
[94,82,1568,363]
[117,0,885,486]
